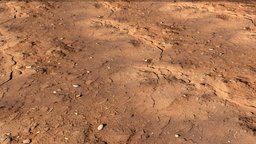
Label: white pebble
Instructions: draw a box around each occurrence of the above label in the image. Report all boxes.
[72,84,80,88]
[97,124,104,131]
[26,66,32,69]
[22,139,31,144]
[175,134,180,138]
[75,94,82,98]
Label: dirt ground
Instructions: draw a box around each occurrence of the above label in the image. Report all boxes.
[0,0,256,144]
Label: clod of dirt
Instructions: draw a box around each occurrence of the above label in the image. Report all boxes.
[0,133,12,144]
[86,80,93,85]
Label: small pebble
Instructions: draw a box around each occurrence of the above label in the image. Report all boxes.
[22,139,31,144]
[144,59,152,63]
[26,66,32,69]
[175,134,180,138]
[72,84,80,88]
[86,70,91,74]
[75,94,82,98]
[97,124,105,131]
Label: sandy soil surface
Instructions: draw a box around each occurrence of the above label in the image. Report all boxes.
[0,0,256,144]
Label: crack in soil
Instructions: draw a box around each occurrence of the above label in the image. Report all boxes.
[0,52,17,87]
[134,63,256,112]
[92,18,168,61]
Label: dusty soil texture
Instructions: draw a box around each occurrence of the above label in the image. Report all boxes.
[0,0,256,144]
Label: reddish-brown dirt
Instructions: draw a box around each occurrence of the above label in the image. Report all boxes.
[0,1,256,144]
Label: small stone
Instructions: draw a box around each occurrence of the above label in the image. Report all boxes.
[97,124,105,131]
[53,91,57,94]
[144,59,152,63]
[86,70,91,74]
[72,84,80,88]
[182,94,187,98]
[75,94,82,98]
[175,134,180,138]
[22,139,31,144]
[26,66,32,69]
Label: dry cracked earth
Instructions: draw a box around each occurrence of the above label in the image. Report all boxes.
[0,0,256,144]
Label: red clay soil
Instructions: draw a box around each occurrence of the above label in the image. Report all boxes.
[0,1,256,144]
